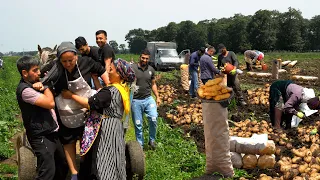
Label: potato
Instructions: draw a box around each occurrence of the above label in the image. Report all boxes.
[299,163,309,174]
[292,148,306,158]
[205,78,223,86]
[257,155,276,169]
[292,157,302,164]
[243,154,258,169]
[283,169,299,180]
[259,174,272,180]
[280,165,292,172]
[214,93,231,101]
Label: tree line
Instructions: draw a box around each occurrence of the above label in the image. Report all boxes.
[124,7,320,54]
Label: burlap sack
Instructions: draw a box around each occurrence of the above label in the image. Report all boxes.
[230,152,243,168]
[180,64,189,91]
[202,103,234,177]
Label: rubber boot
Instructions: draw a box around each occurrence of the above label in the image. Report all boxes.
[274,108,283,129]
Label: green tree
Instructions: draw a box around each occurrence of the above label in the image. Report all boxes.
[227,14,251,52]
[119,44,126,54]
[176,21,206,52]
[125,28,148,53]
[309,15,320,50]
[276,7,305,51]
[130,37,147,54]
[247,10,279,51]
[109,40,119,53]
[164,22,178,42]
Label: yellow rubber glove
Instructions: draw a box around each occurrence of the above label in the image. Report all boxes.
[297,112,304,119]
[229,69,237,75]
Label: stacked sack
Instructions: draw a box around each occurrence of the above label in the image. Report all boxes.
[180,64,189,91]
[229,134,276,170]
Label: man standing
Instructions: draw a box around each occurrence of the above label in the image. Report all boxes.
[16,56,68,180]
[218,44,246,106]
[75,36,100,61]
[189,47,205,98]
[131,49,161,149]
[200,46,222,84]
[96,30,115,70]
[244,50,264,71]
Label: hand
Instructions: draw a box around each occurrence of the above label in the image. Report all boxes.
[32,82,44,91]
[61,90,73,99]
[156,97,161,107]
[229,69,237,75]
[91,73,99,79]
[44,71,49,76]
[297,111,304,119]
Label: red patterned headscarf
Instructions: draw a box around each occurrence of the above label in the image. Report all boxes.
[113,58,136,83]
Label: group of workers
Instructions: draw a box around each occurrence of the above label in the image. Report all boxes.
[188,44,320,131]
[16,30,160,180]
[13,28,320,180]
[188,44,247,106]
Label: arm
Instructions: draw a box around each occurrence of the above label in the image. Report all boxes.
[152,79,161,106]
[189,54,196,66]
[217,55,222,70]
[100,71,109,86]
[207,58,220,75]
[92,74,103,90]
[62,88,112,110]
[88,57,109,86]
[23,87,55,109]
[231,52,239,67]
[283,94,300,115]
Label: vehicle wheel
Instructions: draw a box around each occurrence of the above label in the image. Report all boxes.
[16,133,24,161]
[18,146,37,180]
[125,141,145,180]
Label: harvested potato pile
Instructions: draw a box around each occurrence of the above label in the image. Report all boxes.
[229,119,273,137]
[246,84,270,106]
[166,101,203,125]
[158,85,177,105]
[197,77,232,101]
[277,144,320,179]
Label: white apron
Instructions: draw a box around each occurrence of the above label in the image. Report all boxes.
[55,63,96,128]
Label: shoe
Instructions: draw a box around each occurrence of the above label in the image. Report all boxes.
[148,141,156,150]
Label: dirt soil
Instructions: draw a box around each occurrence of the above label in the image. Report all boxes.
[157,59,320,179]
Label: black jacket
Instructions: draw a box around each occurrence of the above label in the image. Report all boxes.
[16,80,57,138]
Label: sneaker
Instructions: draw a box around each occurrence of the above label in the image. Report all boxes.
[148,141,156,150]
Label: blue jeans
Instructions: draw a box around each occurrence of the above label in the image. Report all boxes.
[189,67,198,97]
[131,96,158,146]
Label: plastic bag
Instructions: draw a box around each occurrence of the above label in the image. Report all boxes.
[230,134,275,155]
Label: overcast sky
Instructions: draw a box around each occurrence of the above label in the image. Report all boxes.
[0,0,319,52]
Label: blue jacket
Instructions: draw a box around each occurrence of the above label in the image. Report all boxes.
[200,53,220,80]
[189,51,200,71]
